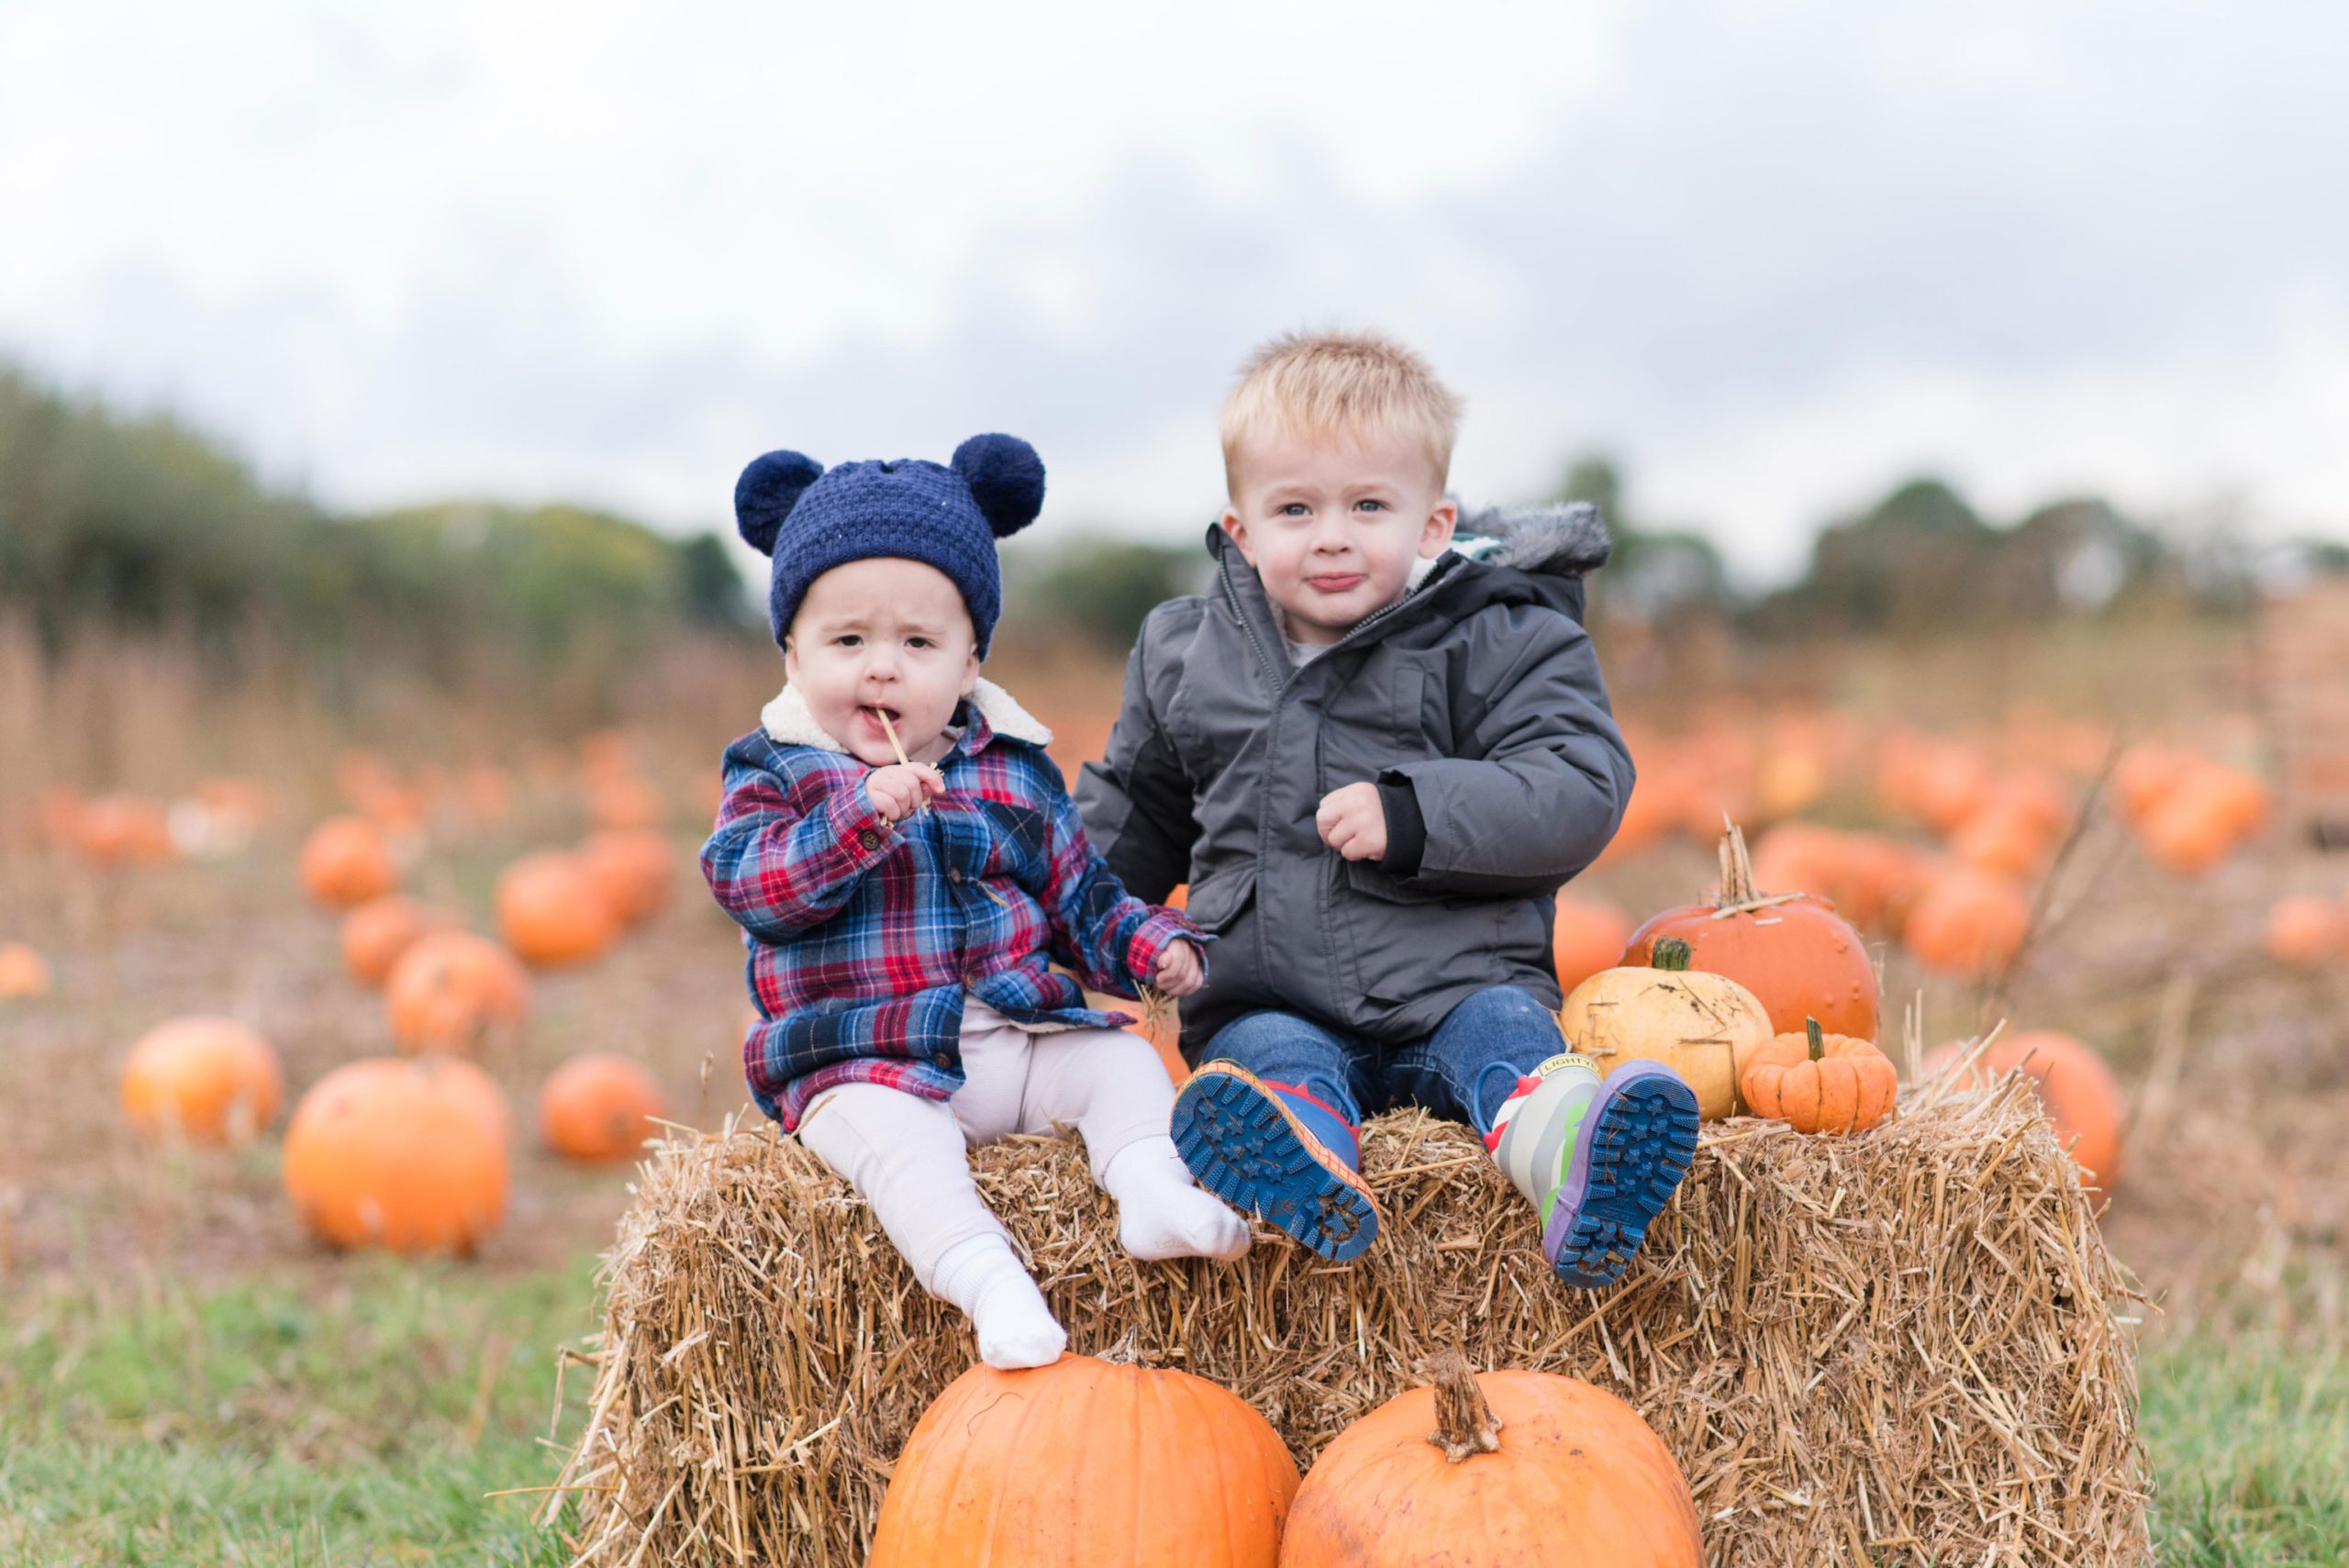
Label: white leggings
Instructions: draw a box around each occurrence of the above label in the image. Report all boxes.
[796,996,1174,1295]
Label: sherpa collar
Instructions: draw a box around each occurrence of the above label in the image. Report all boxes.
[760,677,1055,755]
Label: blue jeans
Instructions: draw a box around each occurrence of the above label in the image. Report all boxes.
[1202,986,1564,1137]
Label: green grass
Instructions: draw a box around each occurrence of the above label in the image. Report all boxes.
[2143,1332,2349,1567]
[3,1255,2343,1565]
[0,1257,600,1567]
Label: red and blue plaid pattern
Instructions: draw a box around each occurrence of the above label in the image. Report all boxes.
[703,705,1202,1131]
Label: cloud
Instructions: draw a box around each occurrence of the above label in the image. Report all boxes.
[2,0,2343,583]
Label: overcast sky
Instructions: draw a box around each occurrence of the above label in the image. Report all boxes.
[3,1,2343,583]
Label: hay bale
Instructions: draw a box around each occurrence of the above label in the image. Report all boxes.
[545,1075,2149,1566]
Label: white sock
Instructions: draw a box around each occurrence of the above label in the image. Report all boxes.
[931,1234,1066,1369]
[1101,1135,1253,1262]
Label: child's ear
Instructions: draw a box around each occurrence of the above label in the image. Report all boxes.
[960,647,982,697]
[1420,497,1459,558]
[782,636,800,686]
[1219,506,1256,567]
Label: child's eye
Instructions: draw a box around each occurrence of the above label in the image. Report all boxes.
[907,637,931,651]
[1279,503,1310,517]
[1355,498,1386,513]
[834,635,862,648]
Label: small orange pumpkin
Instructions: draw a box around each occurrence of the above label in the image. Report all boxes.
[2266,895,2345,969]
[539,1053,665,1162]
[1902,864,2032,976]
[1551,895,1634,994]
[1277,1351,1699,1568]
[495,851,618,968]
[587,776,665,831]
[340,895,459,987]
[384,930,531,1053]
[1739,1018,1897,1134]
[872,1354,1299,1568]
[298,816,399,908]
[76,795,175,867]
[0,942,51,1000]
[577,829,676,927]
[283,1056,509,1254]
[120,1017,284,1145]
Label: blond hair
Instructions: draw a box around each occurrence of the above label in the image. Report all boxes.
[1220,329,1463,495]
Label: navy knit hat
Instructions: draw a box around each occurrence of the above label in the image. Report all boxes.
[734,433,1045,659]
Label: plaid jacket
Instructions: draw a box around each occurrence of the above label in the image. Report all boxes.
[704,679,1203,1132]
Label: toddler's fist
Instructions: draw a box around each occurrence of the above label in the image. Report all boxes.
[865,762,944,824]
[1316,782,1388,863]
[1153,939,1205,998]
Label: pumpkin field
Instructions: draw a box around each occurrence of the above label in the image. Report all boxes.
[3,602,2347,1567]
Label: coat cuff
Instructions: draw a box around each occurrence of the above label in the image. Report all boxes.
[1123,906,1211,991]
[1375,772,1427,878]
[824,778,900,863]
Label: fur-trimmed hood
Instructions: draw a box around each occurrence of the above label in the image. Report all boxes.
[1453,500,1612,577]
[760,677,1054,754]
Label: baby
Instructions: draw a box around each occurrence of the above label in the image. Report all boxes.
[701,435,1248,1370]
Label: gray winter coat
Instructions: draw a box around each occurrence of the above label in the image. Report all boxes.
[1074,504,1635,1061]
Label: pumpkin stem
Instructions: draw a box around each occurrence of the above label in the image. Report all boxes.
[1425,1350,1504,1463]
[1806,1017,1824,1062]
[1651,937,1693,973]
[1711,821,1795,917]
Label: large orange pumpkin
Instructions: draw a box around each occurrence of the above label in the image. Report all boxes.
[1127,1011,1189,1087]
[871,1354,1299,1568]
[76,795,174,867]
[340,895,460,987]
[539,1053,666,1162]
[1278,1352,1699,1567]
[0,942,51,1000]
[384,930,531,1053]
[577,829,676,927]
[1552,895,1634,993]
[298,816,399,908]
[495,851,618,968]
[283,1056,509,1254]
[1902,864,2032,976]
[120,1017,284,1145]
[1924,1029,2124,1191]
[1620,825,1878,1040]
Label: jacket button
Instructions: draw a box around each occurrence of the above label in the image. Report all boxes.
[948,868,963,883]
[857,828,882,851]
[933,1052,953,1068]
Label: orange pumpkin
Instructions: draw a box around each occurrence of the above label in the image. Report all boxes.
[871,1355,1299,1568]
[2266,895,2345,969]
[298,816,399,909]
[495,851,618,968]
[1902,864,2032,976]
[1620,824,1878,1040]
[0,942,51,1000]
[76,795,174,867]
[283,1056,509,1254]
[2136,787,2237,876]
[1552,895,1634,993]
[578,829,676,927]
[340,895,459,987]
[539,1053,665,1162]
[1127,1012,1189,1087]
[1924,1029,2123,1191]
[587,776,665,831]
[1739,1018,1897,1134]
[120,1017,284,1145]
[1277,1351,1699,1568]
[384,930,531,1053]
[1948,800,2055,881]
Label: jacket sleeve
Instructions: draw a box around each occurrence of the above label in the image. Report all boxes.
[699,746,902,941]
[1376,605,1635,897]
[1039,762,1204,998]
[1073,604,1201,904]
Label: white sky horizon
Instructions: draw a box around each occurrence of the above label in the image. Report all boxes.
[4,1,2343,588]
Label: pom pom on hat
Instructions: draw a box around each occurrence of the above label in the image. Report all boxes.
[735,450,824,557]
[951,433,1046,539]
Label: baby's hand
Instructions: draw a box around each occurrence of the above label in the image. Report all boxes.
[865,762,944,824]
[1153,939,1205,998]
[1315,782,1387,862]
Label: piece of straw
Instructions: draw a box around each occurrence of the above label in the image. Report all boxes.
[873,708,929,817]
